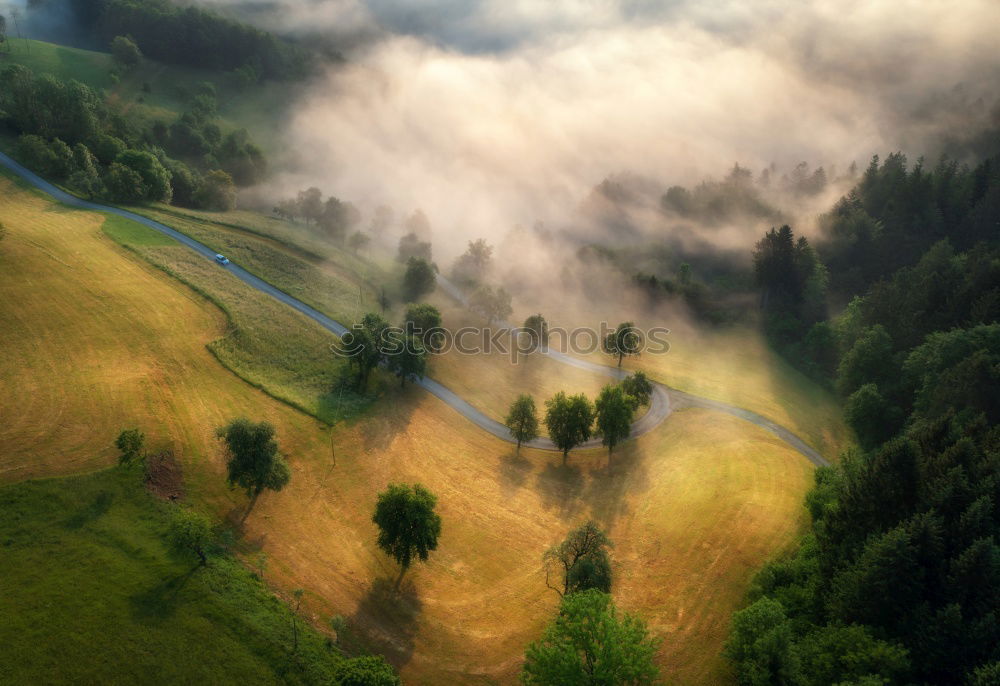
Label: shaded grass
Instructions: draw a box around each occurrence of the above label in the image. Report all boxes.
[0,468,346,685]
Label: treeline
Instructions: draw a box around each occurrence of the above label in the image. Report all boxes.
[728,154,1000,684]
[70,0,309,81]
[660,161,849,227]
[0,65,266,210]
[757,153,1000,383]
[820,153,998,296]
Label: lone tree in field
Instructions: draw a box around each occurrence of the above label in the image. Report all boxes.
[595,384,635,459]
[621,371,653,410]
[505,394,540,453]
[115,427,145,467]
[168,508,213,566]
[521,590,660,685]
[544,520,613,596]
[216,419,290,519]
[373,483,442,586]
[603,321,642,368]
[544,392,594,465]
[522,313,549,351]
[403,256,436,301]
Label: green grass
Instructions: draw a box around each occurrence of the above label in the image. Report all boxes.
[0,468,346,685]
[102,214,379,424]
[132,207,389,325]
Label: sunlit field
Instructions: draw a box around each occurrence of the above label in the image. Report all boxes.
[0,173,817,684]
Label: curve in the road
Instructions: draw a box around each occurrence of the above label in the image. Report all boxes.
[0,150,829,467]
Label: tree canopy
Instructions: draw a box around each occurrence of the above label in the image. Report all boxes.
[403,257,436,302]
[595,384,634,457]
[544,521,613,597]
[602,322,642,368]
[505,394,540,452]
[372,483,442,579]
[216,419,290,511]
[544,392,594,463]
[521,590,660,685]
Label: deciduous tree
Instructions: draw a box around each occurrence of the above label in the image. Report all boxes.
[544,392,594,464]
[595,384,634,458]
[544,521,613,596]
[505,394,540,453]
[621,372,653,409]
[603,322,642,368]
[168,508,213,566]
[521,590,660,685]
[403,257,436,301]
[216,419,290,517]
[522,314,549,351]
[373,483,442,585]
[403,303,443,352]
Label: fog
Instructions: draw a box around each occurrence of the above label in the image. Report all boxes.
[17,0,1000,263]
[211,0,997,262]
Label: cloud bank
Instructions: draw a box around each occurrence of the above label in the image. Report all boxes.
[216,0,999,255]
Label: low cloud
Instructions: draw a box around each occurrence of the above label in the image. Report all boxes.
[243,0,999,259]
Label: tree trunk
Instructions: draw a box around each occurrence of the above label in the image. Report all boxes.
[394,565,407,590]
[516,438,521,455]
[562,448,568,466]
[241,489,261,523]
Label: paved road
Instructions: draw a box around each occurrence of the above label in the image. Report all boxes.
[0,150,829,467]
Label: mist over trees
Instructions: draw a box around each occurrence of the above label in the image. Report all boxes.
[451,238,493,287]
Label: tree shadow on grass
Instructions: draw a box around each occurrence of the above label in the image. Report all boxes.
[62,490,114,529]
[535,461,585,517]
[356,383,419,454]
[581,444,652,527]
[497,448,533,495]
[350,576,423,670]
[129,565,200,622]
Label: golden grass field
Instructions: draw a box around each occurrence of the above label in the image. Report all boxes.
[0,175,824,684]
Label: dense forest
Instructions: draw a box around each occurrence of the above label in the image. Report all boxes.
[68,0,309,80]
[727,152,1000,684]
[0,62,263,209]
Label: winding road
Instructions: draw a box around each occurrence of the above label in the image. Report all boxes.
[0,150,829,467]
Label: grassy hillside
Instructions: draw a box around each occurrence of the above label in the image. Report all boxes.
[0,173,820,684]
[0,468,347,684]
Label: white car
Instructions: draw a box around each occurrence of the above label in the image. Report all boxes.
[214,254,230,265]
